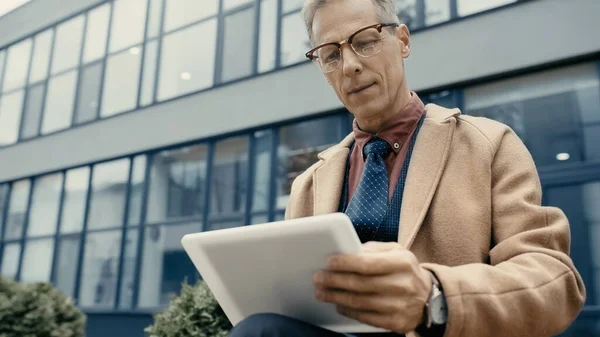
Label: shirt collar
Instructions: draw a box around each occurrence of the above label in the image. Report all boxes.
[352,91,426,157]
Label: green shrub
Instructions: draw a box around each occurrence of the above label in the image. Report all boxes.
[0,276,86,337]
[145,280,233,337]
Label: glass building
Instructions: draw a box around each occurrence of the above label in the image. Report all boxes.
[0,0,598,335]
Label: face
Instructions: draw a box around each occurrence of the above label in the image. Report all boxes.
[311,0,411,122]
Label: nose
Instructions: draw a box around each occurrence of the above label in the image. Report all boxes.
[341,44,363,76]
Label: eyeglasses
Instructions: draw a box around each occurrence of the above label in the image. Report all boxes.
[305,23,399,73]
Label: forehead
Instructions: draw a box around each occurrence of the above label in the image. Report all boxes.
[312,0,380,45]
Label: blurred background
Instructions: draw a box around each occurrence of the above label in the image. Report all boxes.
[0,0,598,336]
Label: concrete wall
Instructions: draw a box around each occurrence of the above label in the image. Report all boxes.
[0,0,599,182]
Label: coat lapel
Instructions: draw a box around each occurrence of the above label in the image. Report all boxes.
[313,134,354,215]
[398,104,459,248]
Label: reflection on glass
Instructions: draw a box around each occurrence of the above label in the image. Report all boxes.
[87,158,131,230]
[280,14,311,67]
[277,115,343,209]
[21,83,45,139]
[109,0,148,52]
[83,3,111,63]
[458,0,516,17]
[75,62,103,124]
[258,0,277,73]
[20,239,54,283]
[2,39,32,92]
[138,223,201,308]
[4,179,30,240]
[29,29,54,83]
[140,40,158,107]
[60,167,90,233]
[0,90,24,145]
[252,130,272,212]
[51,16,85,74]
[223,0,253,11]
[0,184,9,236]
[464,62,600,167]
[79,230,122,308]
[221,7,256,82]
[425,0,450,26]
[101,47,141,117]
[210,137,249,216]
[146,0,163,39]
[158,20,217,101]
[395,0,418,29]
[54,236,80,297]
[546,181,600,305]
[128,155,147,225]
[147,145,208,223]
[164,0,218,33]
[119,228,139,308]
[0,243,21,279]
[41,70,77,134]
[27,173,63,237]
[0,50,5,90]
[282,0,303,13]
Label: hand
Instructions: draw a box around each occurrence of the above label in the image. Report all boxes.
[312,241,433,334]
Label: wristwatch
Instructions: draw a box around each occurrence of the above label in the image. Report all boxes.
[423,273,448,328]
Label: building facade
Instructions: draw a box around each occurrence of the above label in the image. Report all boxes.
[0,0,598,336]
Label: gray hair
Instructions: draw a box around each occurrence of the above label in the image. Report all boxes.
[302,0,400,46]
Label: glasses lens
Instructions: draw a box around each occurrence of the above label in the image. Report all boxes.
[314,44,341,73]
[351,28,383,57]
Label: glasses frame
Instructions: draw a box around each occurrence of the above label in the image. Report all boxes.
[305,23,399,72]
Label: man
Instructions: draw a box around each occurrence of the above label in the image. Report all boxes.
[229,0,586,336]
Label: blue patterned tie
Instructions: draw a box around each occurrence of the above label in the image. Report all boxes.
[345,137,391,243]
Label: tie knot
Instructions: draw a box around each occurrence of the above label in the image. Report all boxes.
[363,138,391,158]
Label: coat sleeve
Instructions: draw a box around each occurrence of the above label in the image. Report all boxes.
[420,127,586,337]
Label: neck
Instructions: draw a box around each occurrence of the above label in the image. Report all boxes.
[356,87,412,134]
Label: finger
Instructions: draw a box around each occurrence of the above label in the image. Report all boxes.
[362,241,403,252]
[327,249,416,275]
[313,271,412,295]
[315,287,397,313]
[336,306,408,333]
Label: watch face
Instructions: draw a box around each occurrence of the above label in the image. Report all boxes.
[431,295,448,324]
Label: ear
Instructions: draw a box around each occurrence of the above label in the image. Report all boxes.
[395,24,411,58]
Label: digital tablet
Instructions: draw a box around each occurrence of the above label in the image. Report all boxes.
[181,212,390,333]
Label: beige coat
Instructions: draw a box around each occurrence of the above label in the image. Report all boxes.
[284,104,586,337]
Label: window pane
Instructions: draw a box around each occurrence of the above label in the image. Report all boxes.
[88,159,130,230]
[282,0,302,13]
[545,181,600,305]
[109,0,148,52]
[251,214,268,225]
[79,230,121,308]
[20,239,54,283]
[458,0,516,17]
[158,20,217,101]
[210,137,249,217]
[41,70,77,134]
[20,83,45,139]
[0,184,9,236]
[2,39,32,92]
[584,125,600,161]
[277,116,343,209]
[425,0,450,26]
[464,62,600,167]
[119,228,138,308]
[139,40,158,107]
[75,62,103,124]
[396,0,420,30]
[128,155,147,225]
[252,130,273,212]
[29,29,54,83]
[147,145,208,223]
[258,0,277,73]
[60,167,90,234]
[4,179,30,240]
[0,50,5,90]
[27,173,63,237]
[0,243,21,279]
[146,0,163,39]
[83,3,111,63]
[101,47,141,117]
[53,236,80,297]
[224,0,253,11]
[164,0,218,33]
[0,89,24,145]
[138,222,201,308]
[51,16,84,74]
[280,14,310,67]
[221,7,256,82]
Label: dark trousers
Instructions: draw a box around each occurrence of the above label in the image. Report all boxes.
[228,313,402,337]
